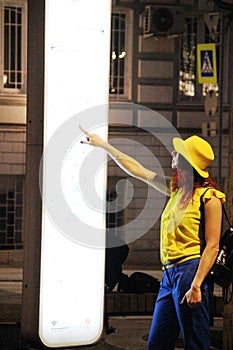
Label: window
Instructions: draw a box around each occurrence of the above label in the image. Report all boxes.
[106,180,125,235]
[106,176,126,242]
[0,176,24,250]
[109,9,132,100]
[179,17,197,98]
[179,14,220,101]
[0,0,27,95]
[202,13,220,97]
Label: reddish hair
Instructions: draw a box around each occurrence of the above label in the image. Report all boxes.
[171,168,220,207]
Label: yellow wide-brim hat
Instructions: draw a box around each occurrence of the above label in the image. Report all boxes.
[173,135,215,178]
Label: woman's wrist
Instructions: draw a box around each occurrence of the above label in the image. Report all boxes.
[191,282,201,291]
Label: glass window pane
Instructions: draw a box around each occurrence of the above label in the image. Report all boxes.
[0,177,24,250]
[179,17,197,98]
[4,6,23,89]
[109,13,126,96]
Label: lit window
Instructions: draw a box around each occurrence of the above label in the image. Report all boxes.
[202,14,220,97]
[179,15,220,100]
[179,17,197,98]
[0,1,27,95]
[109,10,132,100]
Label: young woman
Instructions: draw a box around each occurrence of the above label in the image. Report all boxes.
[80,128,225,350]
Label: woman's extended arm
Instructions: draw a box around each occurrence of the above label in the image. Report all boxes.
[80,127,170,195]
[181,196,222,306]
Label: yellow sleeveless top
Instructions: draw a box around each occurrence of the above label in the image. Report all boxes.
[160,187,226,265]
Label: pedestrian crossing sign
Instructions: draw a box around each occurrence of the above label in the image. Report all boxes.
[197,43,217,84]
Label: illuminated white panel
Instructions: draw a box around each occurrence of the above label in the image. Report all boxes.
[40,0,111,347]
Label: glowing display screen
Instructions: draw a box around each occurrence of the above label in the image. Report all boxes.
[39,0,111,347]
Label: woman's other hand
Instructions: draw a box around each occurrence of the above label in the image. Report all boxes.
[180,285,202,308]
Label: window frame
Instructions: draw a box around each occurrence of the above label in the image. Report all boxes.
[0,0,27,97]
[178,13,221,103]
[0,175,24,250]
[109,7,133,102]
[106,176,127,241]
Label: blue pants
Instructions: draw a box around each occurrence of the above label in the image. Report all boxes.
[147,258,213,350]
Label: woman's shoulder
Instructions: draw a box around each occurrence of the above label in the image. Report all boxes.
[195,186,226,204]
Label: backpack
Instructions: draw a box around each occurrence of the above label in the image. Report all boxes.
[200,189,233,304]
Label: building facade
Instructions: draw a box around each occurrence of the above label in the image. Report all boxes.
[0,0,232,270]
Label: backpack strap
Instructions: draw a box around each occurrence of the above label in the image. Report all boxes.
[200,187,211,207]
[199,188,211,250]
[199,187,211,224]
[222,205,232,228]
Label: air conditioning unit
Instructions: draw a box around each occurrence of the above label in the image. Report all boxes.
[143,5,184,36]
